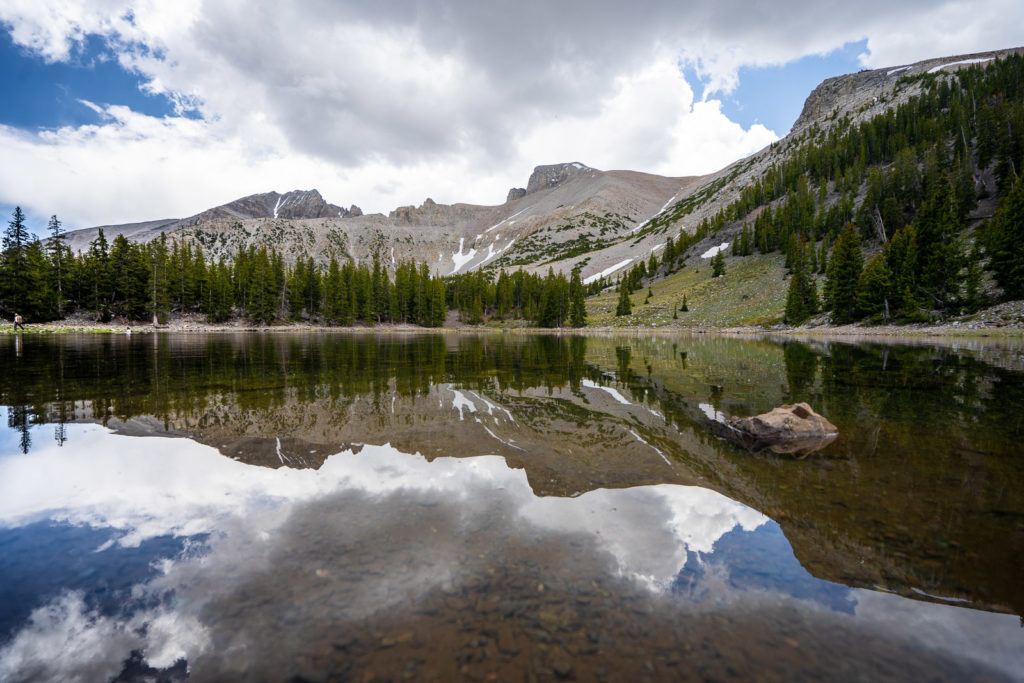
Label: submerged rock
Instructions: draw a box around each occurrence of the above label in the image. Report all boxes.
[706,402,838,456]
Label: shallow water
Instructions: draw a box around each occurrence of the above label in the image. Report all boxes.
[0,332,1021,681]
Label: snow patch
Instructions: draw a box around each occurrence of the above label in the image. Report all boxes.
[482,425,523,451]
[887,65,910,76]
[451,389,477,421]
[485,208,526,233]
[582,379,631,405]
[927,58,991,74]
[449,238,478,275]
[629,429,671,466]
[701,242,730,259]
[698,403,727,423]
[583,258,632,285]
[272,195,283,219]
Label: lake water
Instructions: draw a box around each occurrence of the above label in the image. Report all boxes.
[0,332,1021,681]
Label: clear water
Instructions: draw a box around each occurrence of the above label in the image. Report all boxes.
[0,332,1021,681]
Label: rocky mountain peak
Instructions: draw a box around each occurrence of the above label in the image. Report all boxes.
[178,188,355,226]
[525,162,595,195]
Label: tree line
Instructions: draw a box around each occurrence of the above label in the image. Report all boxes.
[0,215,586,328]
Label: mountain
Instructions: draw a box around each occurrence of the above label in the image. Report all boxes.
[65,164,695,276]
[181,189,361,225]
[64,189,361,254]
[62,47,1023,289]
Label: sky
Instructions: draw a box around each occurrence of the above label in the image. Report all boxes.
[0,1,1021,233]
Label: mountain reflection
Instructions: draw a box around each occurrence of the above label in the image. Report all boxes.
[0,422,1020,682]
[0,332,1022,681]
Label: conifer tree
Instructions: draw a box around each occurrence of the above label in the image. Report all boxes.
[962,243,985,312]
[47,215,68,316]
[568,267,586,327]
[615,282,632,317]
[1,207,29,315]
[711,251,726,278]
[784,242,818,325]
[856,253,892,320]
[825,224,863,324]
[988,171,1024,299]
[148,234,171,324]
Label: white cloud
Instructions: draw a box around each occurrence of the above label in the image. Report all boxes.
[0,1,1020,226]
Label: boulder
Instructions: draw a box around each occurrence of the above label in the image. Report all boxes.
[727,403,838,455]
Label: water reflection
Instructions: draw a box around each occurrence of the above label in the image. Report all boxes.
[1,422,1021,681]
[0,332,1022,680]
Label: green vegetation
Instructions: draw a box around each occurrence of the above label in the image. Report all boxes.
[635,54,1024,327]
[446,266,586,328]
[711,251,726,278]
[590,253,789,327]
[0,215,582,328]
[784,240,819,325]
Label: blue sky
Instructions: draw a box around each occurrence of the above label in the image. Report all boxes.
[687,40,869,135]
[0,28,864,232]
[0,1,1019,228]
[0,32,177,130]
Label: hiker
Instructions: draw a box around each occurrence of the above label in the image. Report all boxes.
[13,313,25,331]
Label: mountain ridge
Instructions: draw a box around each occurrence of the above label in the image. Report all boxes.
[61,46,1024,283]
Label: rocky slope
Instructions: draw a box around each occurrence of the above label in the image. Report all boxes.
[65,189,360,254]
[66,163,694,276]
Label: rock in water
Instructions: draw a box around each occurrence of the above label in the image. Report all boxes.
[714,403,838,455]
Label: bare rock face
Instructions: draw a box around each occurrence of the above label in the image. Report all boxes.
[347,205,363,217]
[506,187,527,202]
[179,189,353,226]
[526,162,594,195]
[727,403,838,455]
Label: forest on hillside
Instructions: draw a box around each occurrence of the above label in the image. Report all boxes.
[0,214,586,328]
[611,54,1024,325]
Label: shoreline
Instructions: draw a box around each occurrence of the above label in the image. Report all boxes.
[2,318,1021,340]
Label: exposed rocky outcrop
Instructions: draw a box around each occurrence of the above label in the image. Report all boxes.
[506,188,527,202]
[526,162,594,194]
[184,189,350,225]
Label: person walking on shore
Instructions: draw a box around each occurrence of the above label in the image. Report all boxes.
[13,313,25,331]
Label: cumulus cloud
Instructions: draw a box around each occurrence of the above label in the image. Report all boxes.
[0,0,1020,225]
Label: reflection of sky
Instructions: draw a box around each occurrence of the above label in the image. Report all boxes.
[0,420,1021,681]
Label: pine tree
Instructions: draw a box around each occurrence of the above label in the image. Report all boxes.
[784,242,818,325]
[681,295,688,312]
[711,251,725,278]
[47,215,67,316]
[148,234,170,324]
[856,253,892,320]
[568,267,586,327]
[963,243,985,312]
[988,172,1024,299]
[615,283,632,317]
[23,241,56,321]
[824,224,863,324]
[1,206,30,316]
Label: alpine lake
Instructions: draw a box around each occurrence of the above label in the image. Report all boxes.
[0,331,1021,682]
